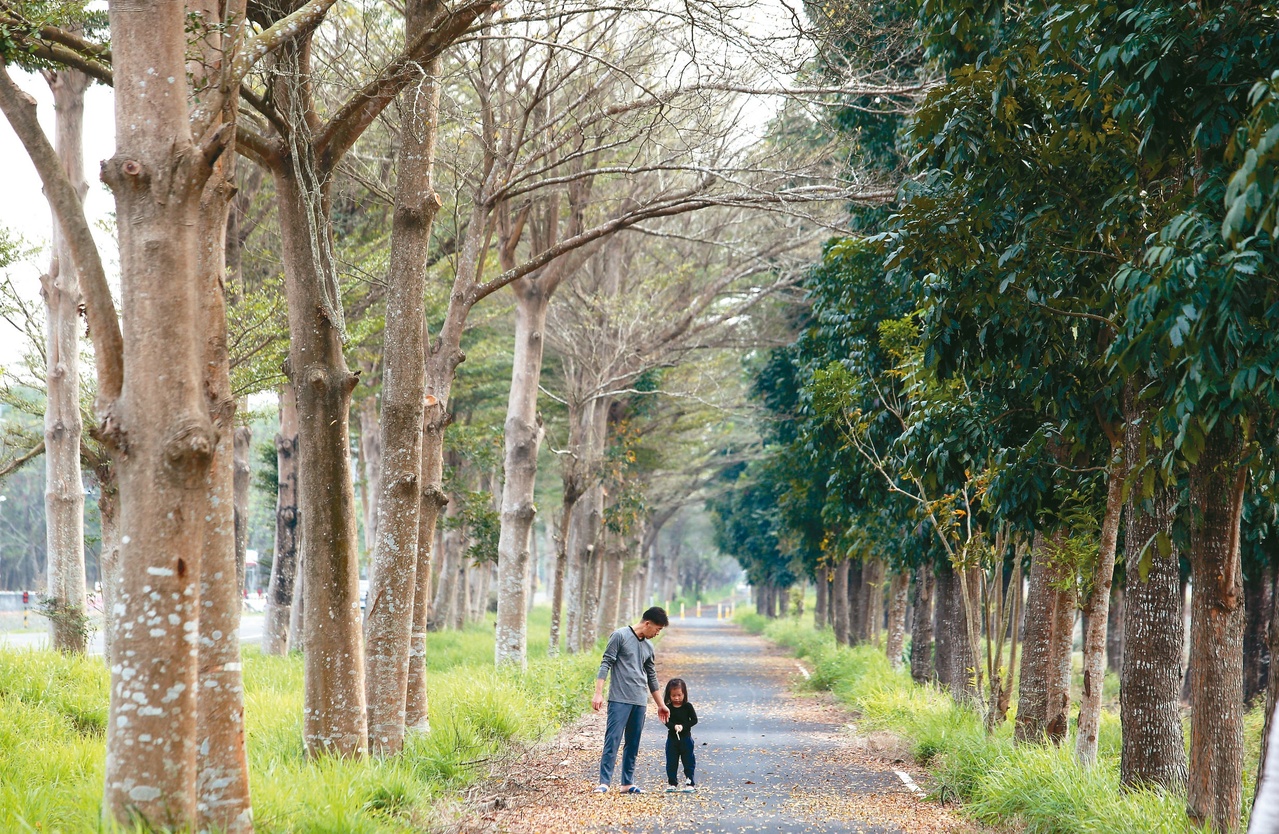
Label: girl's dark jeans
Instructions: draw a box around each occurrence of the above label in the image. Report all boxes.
[665,734,696,784]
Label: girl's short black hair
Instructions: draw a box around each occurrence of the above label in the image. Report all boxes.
[664,678,688,705]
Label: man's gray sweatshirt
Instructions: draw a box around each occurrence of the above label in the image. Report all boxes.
[597,626,658,706]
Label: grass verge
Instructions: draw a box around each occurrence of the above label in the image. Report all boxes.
[0,606,597,833]
[735,610,1227,834]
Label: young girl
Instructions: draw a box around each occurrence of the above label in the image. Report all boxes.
[663,678,698,792]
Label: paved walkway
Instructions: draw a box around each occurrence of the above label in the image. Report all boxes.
[477,614,975,833]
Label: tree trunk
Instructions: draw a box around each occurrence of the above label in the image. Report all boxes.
[1186,422,1247,833]
[886,570,909,670]
[195,153,252,832]
[263,386,299,655]
[100,3,218,818]
[495,278,551,668]
[597,539,625,637]
[863,558,885,643]
[275,157,366,758]
[910,567,935,684]
[1107,583,1125,675]
[580,521,604,645]
[1016,531,1068,743]
[815,566,829,630]
[548,496,574,655]
[357,387,382,555]
[233,423,252,590]
[951,564,980,703]
[1256,561,1279,812]
[403,439,444,733]
[429,456,462,631]
[1244,562,1272,707]
[1252,701,1279,833]
[1044,536,1077,744]
[564,399,608,653]
[832,560,850,645]
[1076,439,1126,766]
[95,460,120,665]
[934,560,955,688]
[42,65,89,655]
[362,49,440,755]
[289,548,306,653]
[1119,391,1186,791]
[848,560,866,644]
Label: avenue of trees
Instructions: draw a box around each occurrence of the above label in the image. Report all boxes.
[4,0,1277,830]
[0,0,914,829]
[709,2,1279,833]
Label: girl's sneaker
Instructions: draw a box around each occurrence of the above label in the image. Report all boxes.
[682,781,697,793]
[664,784,679,793]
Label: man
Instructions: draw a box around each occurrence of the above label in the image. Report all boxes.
[592,606,670,793]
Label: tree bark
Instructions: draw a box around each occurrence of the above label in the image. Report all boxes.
[952,564,980,703]
[1107,583,1125,675]
[429,457,462,630]
[274,151,367,758]
[887,570,909,670]
[357,385,382,556]
[95,460,120,665]
[100,0,220,819]
[832,560,851,645]
[910,567,935,684]
[495,278,552,668]
[1044,534,1077,744]
[564,399,608,653]
[263,386,300,655]
[863,558,885,643]
[233,423,252,590]
[1016,531,1066,743]
[1186,422,1247,833]
[1119,393,1186,791]
[42,65,89,655]
[363,46,440,755]
[1244,562,1272,707]
[195,145,253,832]
[848,560,866,644]
[403,432,444,732]
[934,560,955,688]
[1256,559,1279,812]
[1076,438,1126,766]
[815,566,829,630]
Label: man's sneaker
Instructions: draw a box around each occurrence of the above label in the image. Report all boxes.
[594,784,609,793]
[620,786,644,794]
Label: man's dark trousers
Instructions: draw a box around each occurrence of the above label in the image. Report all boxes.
[599,700,646,786]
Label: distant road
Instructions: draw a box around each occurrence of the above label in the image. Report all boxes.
[0,612,267,656]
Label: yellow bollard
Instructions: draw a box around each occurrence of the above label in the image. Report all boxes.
[664,600,669,614]
[680,603,685,620]
[717,604,723,620]
[696,602,701,618]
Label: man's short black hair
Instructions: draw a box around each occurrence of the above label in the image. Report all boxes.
[642,606,669,627]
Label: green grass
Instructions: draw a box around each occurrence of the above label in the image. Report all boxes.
[0,606,598,833]
[736,609,1230,834]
